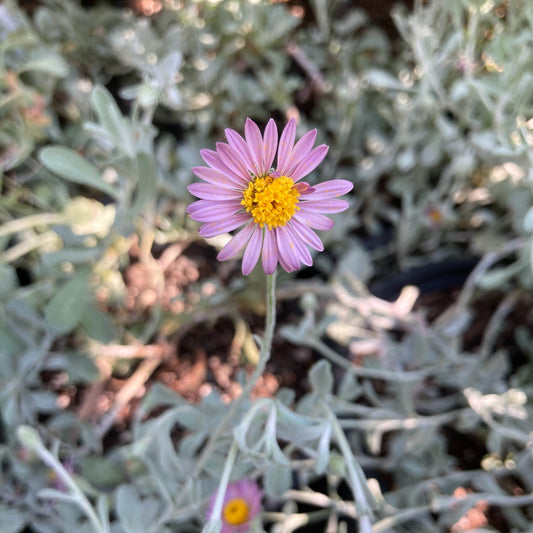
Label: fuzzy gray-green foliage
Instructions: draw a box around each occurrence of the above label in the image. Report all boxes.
[2,0,533,532]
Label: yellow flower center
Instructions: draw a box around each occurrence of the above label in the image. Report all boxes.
[241,175,300,230]
[223,497,250,526]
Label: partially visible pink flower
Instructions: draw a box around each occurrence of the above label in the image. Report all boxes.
[207,478,263,533]
[187,118,353,275]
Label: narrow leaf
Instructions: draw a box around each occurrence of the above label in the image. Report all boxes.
[91,85,132,154]
[39,147,118,199]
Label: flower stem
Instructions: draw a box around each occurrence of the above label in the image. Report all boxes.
[203,441,239,533]
[183,270,278,499]
[244,268,277,387]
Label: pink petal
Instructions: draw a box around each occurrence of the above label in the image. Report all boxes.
[192,166,243,188]
[283,224,312,266]
[301,179,353,201]
[242,225,263,275]
[263,119,278,173]
[187,198,240,212]
[187,200,242,222]
[216,142,252,183]
[198,213,250,238]
[200,148,250,188]
[300,199,349,213]
[188,183,243,201]
[201,149,228,171]
[186,199,211,215]
[298,245,313,267]
[224,483,239,501]
[236,479,262,516]
[277,118,296,175]
[244,118,264,176]
[289,218,324,251]
[294,211,334,231]
[278,252,293,273]
[290,144,329,182]
[280,129,317,176]
[201,148,239,176]
[200,148,218,167]
[207,479,262,524]
[217,223,255,261]
[225,128,256,172]
[276,225,301,272]
[262,228,278,274]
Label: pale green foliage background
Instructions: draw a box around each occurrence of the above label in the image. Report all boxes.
[1,0,533,532]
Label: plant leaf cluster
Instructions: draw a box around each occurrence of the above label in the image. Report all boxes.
[1,0,533,532]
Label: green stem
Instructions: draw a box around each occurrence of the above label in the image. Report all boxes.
[0,230,59,263]
[36,444,106,533]
[245,268,277,387]
[0,213,65,238]
[177,270,278,506]
[204,441,239,532]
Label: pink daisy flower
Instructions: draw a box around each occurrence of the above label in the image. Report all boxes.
[206,478,263,533]
[187,118,353,275]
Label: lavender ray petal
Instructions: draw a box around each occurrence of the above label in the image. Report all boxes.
[276,118,296,174]
[301,179,354,200]
[281,129,317,176]
[198,213,250,238]
[293,211,334,231]
[284,224,313,266]
[188,183,243,201]
[225,128,256,172]
[217,222,255,261]
[242,224,263,275]
[188,202,243,222]
[290,144,329,182]
[244,118,264,176]
[192,166,243,188]
[300,199,350,213]
[276,225,301,272]
[262,119,278,174]
[261,228,278,274]
[216,142,252,183]
[289,218,324,251]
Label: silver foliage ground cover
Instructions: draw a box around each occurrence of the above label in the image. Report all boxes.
[1,1,533,532]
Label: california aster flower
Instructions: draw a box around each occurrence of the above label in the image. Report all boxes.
[207,478,263,533]
[187,118,353,275]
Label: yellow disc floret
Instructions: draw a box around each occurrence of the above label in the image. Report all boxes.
[241,175,300,229]
[223,497,250,526]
